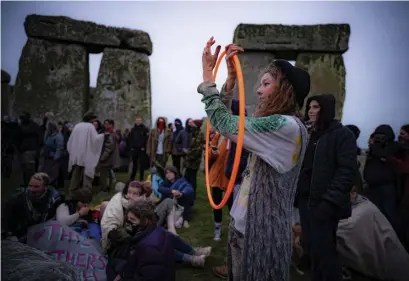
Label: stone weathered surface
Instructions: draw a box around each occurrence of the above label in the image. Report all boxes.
[296,53,346,119]
[233,24,350,53]
[13,38,88,123]
[237,52,276,116]
[25,14,152,55]
[1,70,12,116]
[93,48,151,130]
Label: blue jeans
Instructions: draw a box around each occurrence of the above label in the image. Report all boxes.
[167,231,194,261]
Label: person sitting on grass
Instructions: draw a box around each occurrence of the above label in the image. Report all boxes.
[101,180,211,268]
[158,165,194,228]
[106,200,175,281]
[55,190,103,240]
[1,172,62,242]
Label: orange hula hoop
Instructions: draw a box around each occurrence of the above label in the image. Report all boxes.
[205,50,246,210]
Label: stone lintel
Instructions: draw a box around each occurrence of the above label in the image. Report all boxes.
[24,14,152,55]
[233,24,350,53]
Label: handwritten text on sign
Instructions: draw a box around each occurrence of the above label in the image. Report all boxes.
[27,221,107,281]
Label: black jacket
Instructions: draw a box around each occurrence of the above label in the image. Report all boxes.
[296,94,357,219]
[17,120,41,152]
[364,124,398,187]
[127,124,149,150]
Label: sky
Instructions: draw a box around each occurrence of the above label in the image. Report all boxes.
[1,1,409,148]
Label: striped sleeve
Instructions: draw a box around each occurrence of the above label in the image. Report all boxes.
[198,81,302,174]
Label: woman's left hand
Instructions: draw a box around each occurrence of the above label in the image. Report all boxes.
[202,36,221,82]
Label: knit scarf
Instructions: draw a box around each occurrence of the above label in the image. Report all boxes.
[238,117,308,281]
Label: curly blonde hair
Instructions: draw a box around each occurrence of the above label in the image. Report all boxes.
[254,67,299,118]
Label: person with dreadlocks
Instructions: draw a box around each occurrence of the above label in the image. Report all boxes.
[199,38,310,281]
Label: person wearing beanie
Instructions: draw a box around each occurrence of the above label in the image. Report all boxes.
[159,165,194,229]
[67,111,105,202]
[200,39,310,281]
[171,118,185,173]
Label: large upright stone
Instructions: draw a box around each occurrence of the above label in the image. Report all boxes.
[233,23,350,118]
[296,53,346,119]
[13,38,88,123]
[93,48,151,130]
[1,70,12,117]
[237,52,276,116]
[25,14,152,55]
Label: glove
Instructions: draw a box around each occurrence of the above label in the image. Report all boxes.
[314,200,334,221]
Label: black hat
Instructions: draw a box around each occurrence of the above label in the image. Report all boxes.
[273,60,311,108]
[83,111,97,122]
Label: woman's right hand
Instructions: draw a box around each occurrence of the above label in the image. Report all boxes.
[225,44,244,79]
[78,206,89,216]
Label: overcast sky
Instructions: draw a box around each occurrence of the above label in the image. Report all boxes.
[2,1,409,147]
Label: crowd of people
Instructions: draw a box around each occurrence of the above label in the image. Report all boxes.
[2,39,409,281]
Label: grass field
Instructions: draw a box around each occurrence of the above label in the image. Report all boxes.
[2,166,372,281]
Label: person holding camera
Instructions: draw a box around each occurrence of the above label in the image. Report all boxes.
[363,124,402,236]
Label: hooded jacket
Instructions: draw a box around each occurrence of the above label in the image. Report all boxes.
[364,124,398,187]
[147,117,173,160]
[296,94,357,219]
[171,119,185,155]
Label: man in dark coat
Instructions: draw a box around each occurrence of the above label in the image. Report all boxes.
[295,94,357,281]
[127,116,149,181]
[16,112,41,185]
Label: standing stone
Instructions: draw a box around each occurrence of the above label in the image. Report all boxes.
[237,52,276,116]
[296,53,346,119]
[94,48,151,130]
[13,38,87,123]
[233,23,350,119]
[1,70,11,117]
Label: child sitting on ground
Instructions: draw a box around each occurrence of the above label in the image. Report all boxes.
[106,200,175,281]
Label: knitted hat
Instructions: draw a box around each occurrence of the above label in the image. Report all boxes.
[192,119,203,128]
[165,165,179,177]
[273,60,311,108]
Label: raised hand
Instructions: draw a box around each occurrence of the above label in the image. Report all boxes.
[202,36,221,82]
[225,44,244,79]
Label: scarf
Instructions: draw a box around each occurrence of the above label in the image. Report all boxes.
[25,188,60,225]
[237,117,308,281]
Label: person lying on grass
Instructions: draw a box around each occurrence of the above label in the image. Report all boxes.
[101,180,212,268]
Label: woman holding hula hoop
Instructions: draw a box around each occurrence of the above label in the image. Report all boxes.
[198,37,310,281]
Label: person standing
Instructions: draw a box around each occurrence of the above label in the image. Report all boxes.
[171,118,185,173]
[199,38,310,281]
[128,116,149,181]
[67,111,105,201]
[147,117,173,168]
[296,94,357,281]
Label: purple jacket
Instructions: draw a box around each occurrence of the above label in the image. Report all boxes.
[107,226,175,281]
